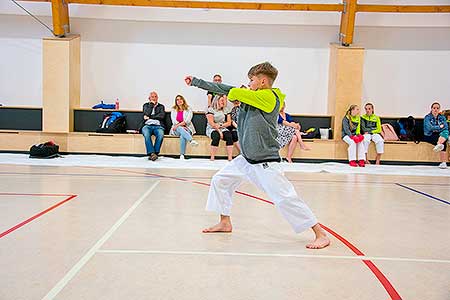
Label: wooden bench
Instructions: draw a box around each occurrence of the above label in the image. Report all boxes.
[1,107,447,162]
[1,130,447,163]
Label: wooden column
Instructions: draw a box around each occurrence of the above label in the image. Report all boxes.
[327,43,364,157]
[42,35,80,133]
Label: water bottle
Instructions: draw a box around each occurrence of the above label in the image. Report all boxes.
[115,98,120,110]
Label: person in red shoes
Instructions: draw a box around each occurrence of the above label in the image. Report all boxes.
[342,105,365,167]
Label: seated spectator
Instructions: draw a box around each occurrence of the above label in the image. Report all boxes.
[423,102,448,169]
[206,95,234,161]
[169,95,199,160]
[141,91,165,161]
[206,74,223,108]
[228,100,240,152]
[342,105,365,167]
[361,103,384,165]
[275,102,310,163]
[443,109,450,144]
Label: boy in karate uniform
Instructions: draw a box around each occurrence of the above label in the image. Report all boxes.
[185,62,330,249]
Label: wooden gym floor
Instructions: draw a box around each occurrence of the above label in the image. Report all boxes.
[0,164,449,300]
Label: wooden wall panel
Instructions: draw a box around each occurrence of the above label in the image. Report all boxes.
[42,35,80,132]
[327,43,365,158]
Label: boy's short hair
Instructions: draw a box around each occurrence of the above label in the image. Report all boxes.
[247,62,278,85]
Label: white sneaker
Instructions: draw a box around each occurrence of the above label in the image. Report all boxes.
[438,162,447,169]
[433,144,444,152]
[190,140,199,147]
[179,155,185,160]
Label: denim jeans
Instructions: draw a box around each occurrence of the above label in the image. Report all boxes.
[174,126,193,155]
[142,125,164,155]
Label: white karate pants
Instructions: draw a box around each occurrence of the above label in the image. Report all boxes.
[363,133,384,154]
[206,155,318,233]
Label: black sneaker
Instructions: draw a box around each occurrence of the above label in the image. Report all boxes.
[150,153,158,161]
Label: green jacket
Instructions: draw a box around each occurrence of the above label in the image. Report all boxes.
[361,114,382,134]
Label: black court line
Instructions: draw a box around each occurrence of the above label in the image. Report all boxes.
[396,183,450,206]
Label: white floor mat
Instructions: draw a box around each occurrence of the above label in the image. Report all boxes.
[0,153,448,177]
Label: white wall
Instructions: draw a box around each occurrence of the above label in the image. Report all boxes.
[1,0,449,116]
[0,15,335,113]
[80,41,330,113]
[363,50,450,117]
[0,37,42,106]
[76,18,333,113]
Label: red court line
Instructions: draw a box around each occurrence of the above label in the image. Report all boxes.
[110,167,402,300]
[319,224,364,256]
[362,260,402,300]
[320,224,401,300]
[0,194,77,239]
[235,191,275,205]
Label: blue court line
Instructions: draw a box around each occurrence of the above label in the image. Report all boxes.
[396,183,450,206]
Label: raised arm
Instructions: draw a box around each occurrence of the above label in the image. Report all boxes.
[187,76,235,95]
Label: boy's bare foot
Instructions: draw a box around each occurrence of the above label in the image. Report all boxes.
[202,222,232,233]
[306,236,330,249]
[307,223,330,249]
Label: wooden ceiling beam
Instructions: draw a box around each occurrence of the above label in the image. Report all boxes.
[21,0,343,11]
[357,5,450,13]
[339,0,357,46]
[51,0,70,36]
[21,0,450,13]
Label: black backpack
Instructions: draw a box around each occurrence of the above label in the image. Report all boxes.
[395,116,422,143]
[29,141,60,158]
[96,112,127,133]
